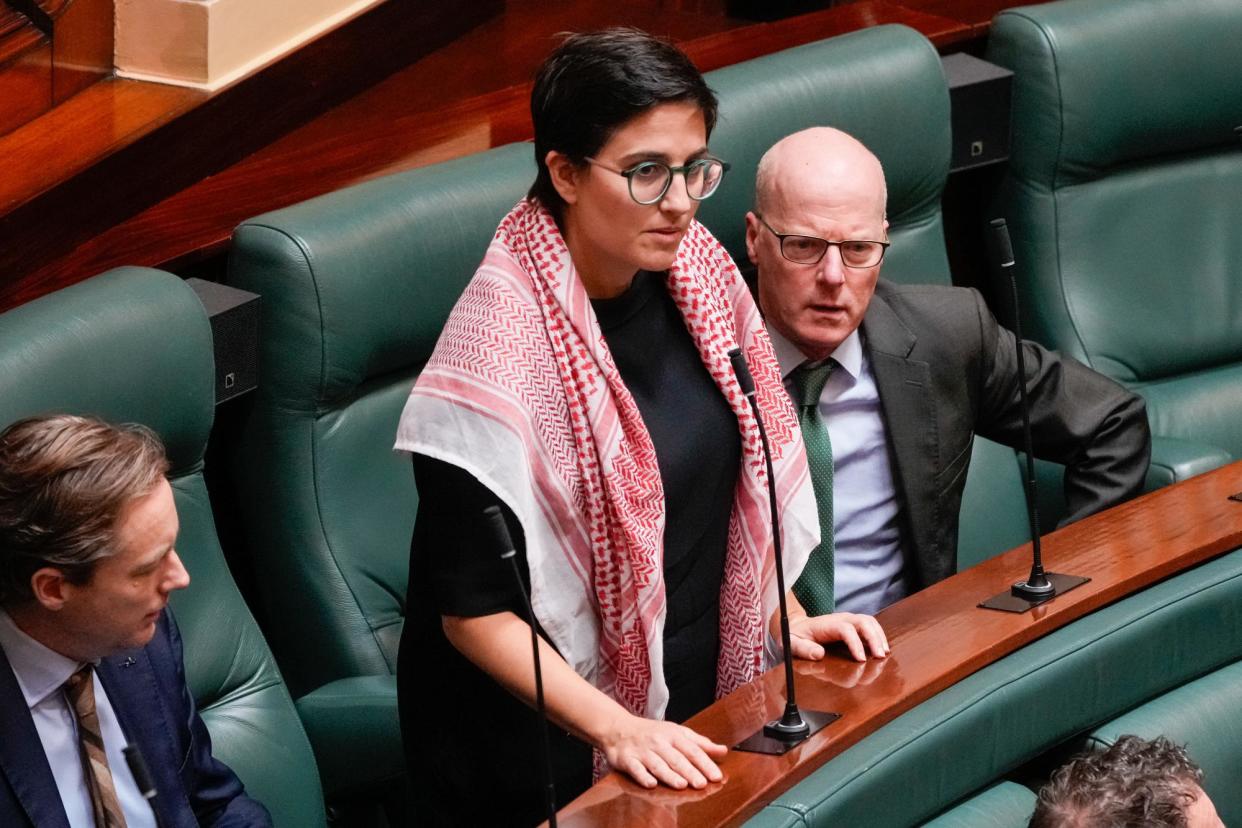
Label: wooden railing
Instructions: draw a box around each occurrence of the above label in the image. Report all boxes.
[557,461,1242,825]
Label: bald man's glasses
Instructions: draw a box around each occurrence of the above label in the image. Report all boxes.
[585,157,730,205]
[757,215,889,268]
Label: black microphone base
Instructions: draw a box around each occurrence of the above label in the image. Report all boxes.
[735,709,840,755]
[979,572,1090,613]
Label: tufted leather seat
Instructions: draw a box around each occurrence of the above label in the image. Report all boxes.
[0,267,325,826]
[987,0,1242,467]
[227,143,535,798]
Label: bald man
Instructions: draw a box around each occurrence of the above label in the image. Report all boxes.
[746,128,1150,642]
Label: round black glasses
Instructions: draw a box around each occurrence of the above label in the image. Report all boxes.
[585,157,731,205]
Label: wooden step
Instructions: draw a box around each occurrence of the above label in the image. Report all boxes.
[0,0,501,309]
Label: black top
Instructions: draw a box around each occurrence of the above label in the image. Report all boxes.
[399,272,741,826]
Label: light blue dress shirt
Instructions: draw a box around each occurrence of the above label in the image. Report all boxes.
[0,610,155,828]
[769,326,909,616]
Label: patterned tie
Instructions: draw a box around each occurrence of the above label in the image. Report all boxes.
[64,665,128,828]
[790,360,836,616]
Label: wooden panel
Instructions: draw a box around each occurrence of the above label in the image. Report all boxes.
[0,0,503,311]
[556,462,1242,826]
[51,0,113,104]
[3,0,973,299]
[0,16,52,137]
[0,0,1050,308]
[683,0,972,68]
[902,0,1028,36]
[0,78,203,214]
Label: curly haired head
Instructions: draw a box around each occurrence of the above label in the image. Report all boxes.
[1030,735,1206,827]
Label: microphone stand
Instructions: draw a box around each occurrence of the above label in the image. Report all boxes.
[729,348,840,755]
[483,505,557,828]
[979,219,1090,612]
[123,745,167,828]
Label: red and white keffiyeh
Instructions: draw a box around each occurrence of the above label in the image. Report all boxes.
[396,197,818,736]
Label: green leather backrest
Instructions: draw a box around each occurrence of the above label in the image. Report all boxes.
[986,0,1242,384]
[0,268,324,826]
[921,781,1036,828]
[750,547,1242,826]
[698,24,953,287]
[1090,657,1242,827]
[227,143,536,695]
[957,437,1029,571]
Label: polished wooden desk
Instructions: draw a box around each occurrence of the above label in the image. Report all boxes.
[556,461,1242,826]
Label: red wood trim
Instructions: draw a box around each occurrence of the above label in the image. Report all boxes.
[0,17,51,138]
[0,7,44,63]
[0,0,976,304]
[50,0,112,104]
[555,462,1242,826]
[0,0,502,311]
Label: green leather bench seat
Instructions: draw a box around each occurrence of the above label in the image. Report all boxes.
[228,141,536,796]
[987,0,1242,464]
[922,781,1035,828]
[748,546,1242,826]
[1090,657,1242,827]
[0,268,325,826]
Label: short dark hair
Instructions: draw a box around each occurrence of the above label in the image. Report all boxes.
[528,27,719,222]
[1030,735,1206,827]
[0,414,169,606]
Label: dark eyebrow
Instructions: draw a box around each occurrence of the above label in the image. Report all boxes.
[615,146,711,167]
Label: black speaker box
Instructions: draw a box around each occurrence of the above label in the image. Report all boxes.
[187,278,260,404]
[942,53,1013,173]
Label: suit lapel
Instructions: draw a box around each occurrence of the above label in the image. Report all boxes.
[98,646,187,827]
[0,648,71,828]
[862,289,942,588]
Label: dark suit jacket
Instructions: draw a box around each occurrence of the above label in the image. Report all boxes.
[0,611,271,828]
[861,280,1150,589]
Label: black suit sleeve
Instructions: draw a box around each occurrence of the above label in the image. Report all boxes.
[972,290,1151,525]
[164,614,273,828]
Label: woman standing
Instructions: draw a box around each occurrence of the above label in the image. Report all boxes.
[396,28,818,825]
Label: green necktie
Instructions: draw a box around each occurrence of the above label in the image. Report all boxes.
[790,360,835,616]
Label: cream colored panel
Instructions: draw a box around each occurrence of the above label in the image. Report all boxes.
[115,0,383,90]
[115,0,210,86]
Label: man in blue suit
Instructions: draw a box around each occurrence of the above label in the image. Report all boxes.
[0,414,270,827]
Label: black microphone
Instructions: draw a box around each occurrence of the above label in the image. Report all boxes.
[979,219,1089,612]
[123,745,166,828]
[482,505,557,828]
[729,348,839,755]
